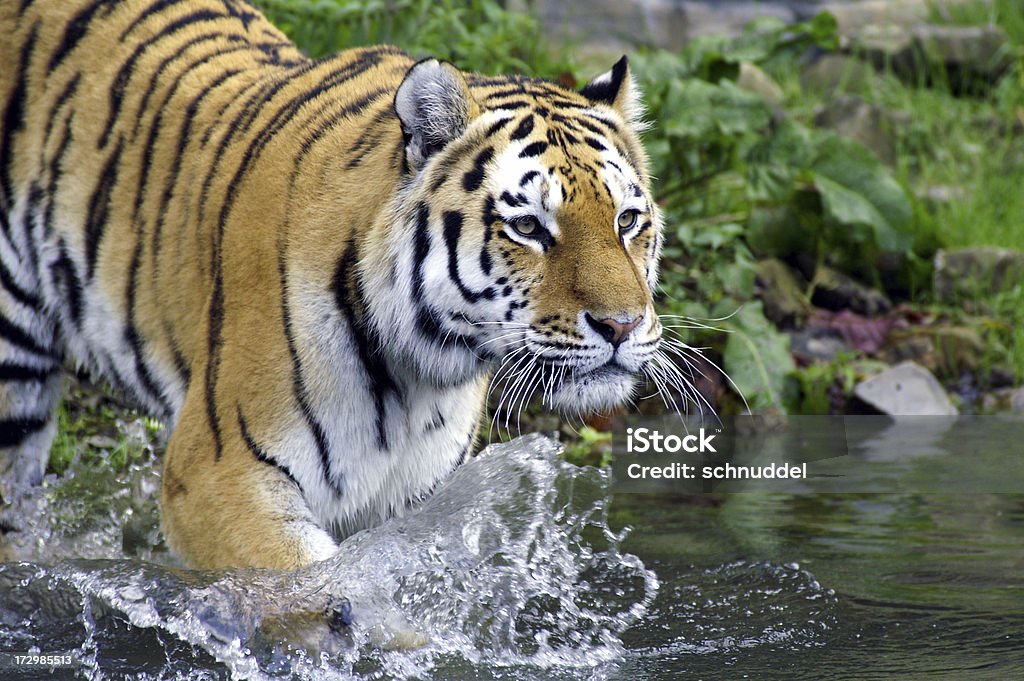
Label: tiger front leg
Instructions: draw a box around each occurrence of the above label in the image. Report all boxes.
[159,390,339,571]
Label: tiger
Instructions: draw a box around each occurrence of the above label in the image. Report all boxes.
[0,0,664,571]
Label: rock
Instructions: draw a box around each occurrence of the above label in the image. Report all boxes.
[737,61,784,105]
[933,247,1024,307]
[813,95,897,165]
[818,0,935,35]
[853,360,958,415]
[850,23,1012,90]
[801,54,878,96]
[981,387,1024,414]
[755,258,811,327]
[789,327,850,364]
[881,325,985,378]
[807,263,892,316]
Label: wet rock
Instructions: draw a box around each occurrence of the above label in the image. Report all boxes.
[881,325,984,378]
[933,247,1024,307]
[814,94,897,165]
[755,258,811,327]
[853,360,958,415]
[807,263,891,316]
[737,61,784,105]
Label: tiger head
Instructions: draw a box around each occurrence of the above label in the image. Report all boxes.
[366,56,662,415]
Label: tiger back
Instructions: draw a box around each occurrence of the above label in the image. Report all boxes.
[0,0,664,569]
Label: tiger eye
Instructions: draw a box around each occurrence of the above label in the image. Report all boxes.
[617,210,638,231]
[513,216,541,237]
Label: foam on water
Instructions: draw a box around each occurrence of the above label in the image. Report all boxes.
[0,434,659,679]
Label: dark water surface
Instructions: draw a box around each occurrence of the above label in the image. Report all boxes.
[0,425,1021,679]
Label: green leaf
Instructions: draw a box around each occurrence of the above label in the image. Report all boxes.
[811,135,913,252]
[721,303,795,410]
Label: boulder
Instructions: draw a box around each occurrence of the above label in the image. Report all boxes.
[755,258,811,327]
[933,247,1024,307]
[881,325,985,378]
[807,263,892,316]
[813,94,897,165]
[850,23,1011,90]
[853,360,958,415]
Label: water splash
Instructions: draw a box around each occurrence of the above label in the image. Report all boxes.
[0,434,659,679]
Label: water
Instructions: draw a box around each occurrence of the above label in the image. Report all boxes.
[1,430,1022,679]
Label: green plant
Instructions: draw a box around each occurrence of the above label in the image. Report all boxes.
[637,14,915,412]
[561,426,613,467]
[252,0,574,78]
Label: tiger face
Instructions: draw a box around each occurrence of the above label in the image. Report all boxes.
[376,57,663,416]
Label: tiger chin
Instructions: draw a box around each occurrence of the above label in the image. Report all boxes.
[0,0,664,573]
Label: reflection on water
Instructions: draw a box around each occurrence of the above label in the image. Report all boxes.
[1,431,1021,679]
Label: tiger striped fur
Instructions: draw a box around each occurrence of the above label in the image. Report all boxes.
[0,0,664,569]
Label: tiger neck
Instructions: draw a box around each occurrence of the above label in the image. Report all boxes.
[358,199,492,390]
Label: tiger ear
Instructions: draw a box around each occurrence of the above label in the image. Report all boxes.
[579,56,645,128]
[394,58,480,172]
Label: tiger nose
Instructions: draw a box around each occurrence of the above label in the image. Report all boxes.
[585,313,643,347]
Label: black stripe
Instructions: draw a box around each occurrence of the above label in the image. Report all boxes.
[84,137,124,279]
[509,115,534,141]
[130,34,249,140]
[585,136,607,151]
[277,235,340,493]
[0,262,40,310]
[479,195,496,276]
[1,22,38,219]
[333,240,400,450]
[411,203,430,303]
[125,219,173,419]
[443,210,494,304]
[519,170,540,187]
[238,406,302,489]
[483,116,512,137]
[518,141,548,158]
[151,66,244,278]
[204,272,225,459]
[0,311,49,357]
[99,9,224,149]
[119,0,189,41]
[47,0,111,73]
[51,239,84,329]
[0,362,55,382]
[462,147,493,192]
[0,417,48,448]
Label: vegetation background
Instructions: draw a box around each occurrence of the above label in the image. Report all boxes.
[52,0,1024,470]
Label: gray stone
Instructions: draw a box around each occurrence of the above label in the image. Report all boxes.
[801,54,878,95]
[737,61,784,105]
[933,247,1024,306]
[813,94,897,165]
[853,360,958,415]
